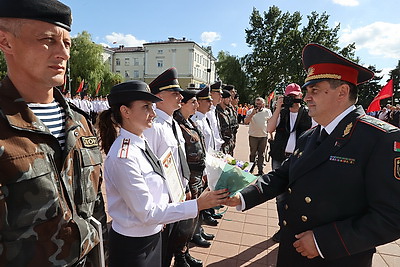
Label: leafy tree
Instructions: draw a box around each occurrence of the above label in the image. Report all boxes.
[0,51,7,80]
[244,6,357,97]
[357,66,383,108]
[216,51,250,103]
[390,60,400,105]
[70,31,122,96]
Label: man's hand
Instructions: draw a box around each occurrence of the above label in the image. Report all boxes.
[222,193,241,207]
[293,230,319,259]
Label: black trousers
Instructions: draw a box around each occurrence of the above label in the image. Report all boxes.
[109,227,162,267]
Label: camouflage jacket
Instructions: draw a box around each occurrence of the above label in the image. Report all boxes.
[0,77,107,266]
[173,110,206,173]
[215,104,233,142]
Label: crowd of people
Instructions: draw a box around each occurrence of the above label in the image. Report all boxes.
[368,104,400,127]
[1,1,400,267]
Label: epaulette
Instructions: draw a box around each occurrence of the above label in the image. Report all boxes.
[299,124,318,139]
[117,138,131,158]
[358,115,398,133]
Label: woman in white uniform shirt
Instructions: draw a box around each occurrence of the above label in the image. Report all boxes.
[97,80,229,267]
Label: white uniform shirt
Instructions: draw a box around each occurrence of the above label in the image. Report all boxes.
[104,128,198,237]
[144,108,188,187]
[246,108,272,137]
[192,111,215,152]
[206,105,224,150]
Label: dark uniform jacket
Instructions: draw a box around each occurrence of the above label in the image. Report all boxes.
[0,77,107,266]
[241,106,400,266]
[269,106,312,162]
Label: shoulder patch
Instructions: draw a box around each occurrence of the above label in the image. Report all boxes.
[118,138,130,158]
[358,115,398,133]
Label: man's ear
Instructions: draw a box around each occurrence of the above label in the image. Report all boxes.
[338,83,350,100]
[0,30,13,55]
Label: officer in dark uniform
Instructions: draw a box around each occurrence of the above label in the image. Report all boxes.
[224,43,400,267]
[216,90,235,155]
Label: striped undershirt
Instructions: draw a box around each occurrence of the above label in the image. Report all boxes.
[27,100,66,150]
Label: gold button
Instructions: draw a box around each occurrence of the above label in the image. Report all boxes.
[284,204,288,210]
[305,197,312,204]
[301,216,308,222]
[283,220,287,226]
[288,188,292,194]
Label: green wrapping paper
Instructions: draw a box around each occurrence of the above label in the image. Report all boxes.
[214,164,257,197]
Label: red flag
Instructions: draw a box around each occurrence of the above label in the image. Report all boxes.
[367,79,393,113]
[95,81,102,96]
[267,90,275,105]
[76,79,84,93]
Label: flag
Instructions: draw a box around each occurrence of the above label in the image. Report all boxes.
[95,81,102,96]
[76,79,84,93]
[367,79,393,113]
[267,89,275,105]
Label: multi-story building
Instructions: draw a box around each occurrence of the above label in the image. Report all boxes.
[102,37,217,88]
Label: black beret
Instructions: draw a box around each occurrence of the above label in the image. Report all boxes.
[196,86,212,101]
[302,43,374,88]
[222,90,231,99]
[181,89,200,103]
[149,67,183,94]
[0,0,72,32]
[108,80,162,106]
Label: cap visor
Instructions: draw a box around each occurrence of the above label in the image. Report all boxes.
[302,78,331,88]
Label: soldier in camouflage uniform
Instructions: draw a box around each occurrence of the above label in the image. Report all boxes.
[223,85,239,155]
[216,90,235,155]
[0,0,107,266]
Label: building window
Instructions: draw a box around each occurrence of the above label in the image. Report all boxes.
[158,49,163,54]
[134,58,139,66]
[116,58,120,66]
[157,60,164,68]
[133,70,139,78]
[125,70,129,78]
[125,58,130,66]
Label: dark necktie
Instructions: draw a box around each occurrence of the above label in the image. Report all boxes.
[172,121,191,180]
[316,128,329,146]
[143,141,164,178]
[206,117,216,150]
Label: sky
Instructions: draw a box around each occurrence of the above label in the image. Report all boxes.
[63,0,400,83]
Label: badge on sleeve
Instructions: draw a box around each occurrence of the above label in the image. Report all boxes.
[118,138,130,158]
[394,157,400,180]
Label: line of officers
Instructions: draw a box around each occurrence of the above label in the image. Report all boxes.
[97,68,244,267]
[64,87,241,154]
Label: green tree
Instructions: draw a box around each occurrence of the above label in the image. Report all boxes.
[244,6,357,97]
[0,51,7,80]
[70,31,122,96]
[216,51,250,103]
[357,66,383,109]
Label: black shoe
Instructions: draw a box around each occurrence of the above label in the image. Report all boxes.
[191,233,211,248]
[272,229,281,243]
[174,252,190,267]
[185,251,203,267]
[200,227,214,240]
[211,213,223,219]
[202,215,218,226]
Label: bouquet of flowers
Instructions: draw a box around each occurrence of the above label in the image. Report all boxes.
[205,151,258,197]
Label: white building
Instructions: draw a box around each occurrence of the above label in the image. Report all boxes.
[103,37,217,88]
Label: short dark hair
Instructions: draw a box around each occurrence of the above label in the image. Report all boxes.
[328,79,357,102]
